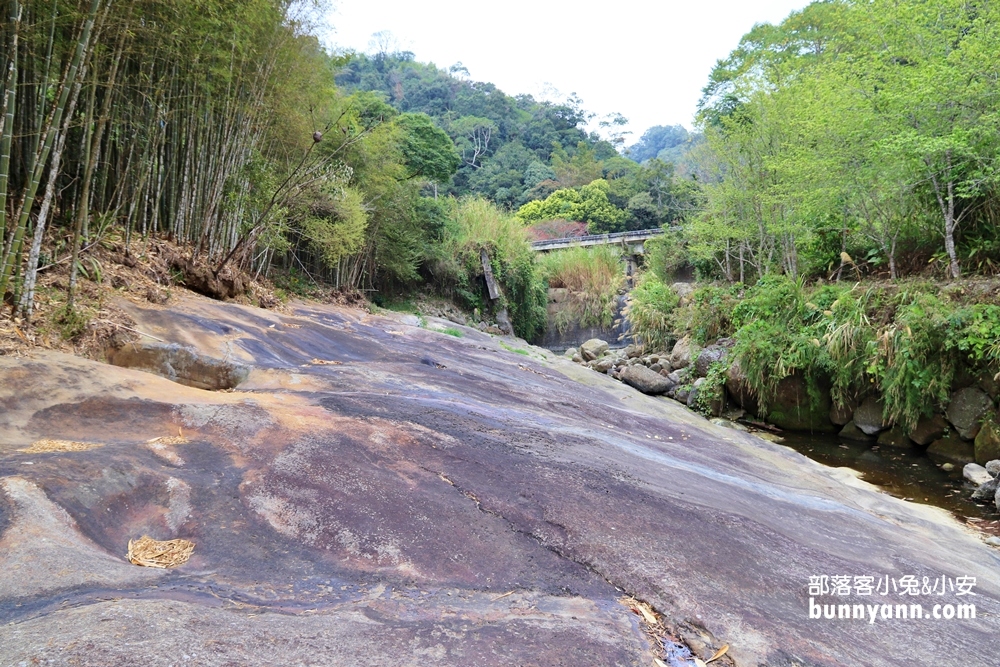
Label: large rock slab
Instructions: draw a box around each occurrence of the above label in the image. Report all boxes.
[1,293,998,667]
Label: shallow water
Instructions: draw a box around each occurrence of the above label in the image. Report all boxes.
[778,431,1000,535]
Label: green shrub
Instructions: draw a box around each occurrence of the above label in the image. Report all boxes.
[538,245,624,331]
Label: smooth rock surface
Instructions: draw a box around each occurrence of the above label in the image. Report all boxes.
[964,463,993,487]
[1,293,998,667]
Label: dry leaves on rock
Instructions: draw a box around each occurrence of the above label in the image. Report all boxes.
[127,535,195,568]
[19,439,103,453]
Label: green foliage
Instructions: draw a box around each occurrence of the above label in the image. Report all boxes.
[435,198,547,341]
[624,274,681,352]
[515,179,627,232]
[394,113,460,182]
[442,327,463,338]
[537,245,624,330]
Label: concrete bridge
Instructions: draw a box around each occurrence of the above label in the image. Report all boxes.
[529,228,664,253]
[530,228,666,284]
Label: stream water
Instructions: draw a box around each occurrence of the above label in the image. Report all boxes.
[778,432,1000,536]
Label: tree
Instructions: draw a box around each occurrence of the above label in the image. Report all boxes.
[395,112,459,183]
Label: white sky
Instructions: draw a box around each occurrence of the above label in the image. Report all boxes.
[323,1,812,141]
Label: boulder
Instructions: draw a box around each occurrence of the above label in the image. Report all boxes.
[579,339,609,362]
[908,414,948,446]
[571,353,583,364]
[592,358,615,373]
[973,418,1000,465]
[687,378,726,417]
[671,282,696,299]
[971,476,999,502]
[649,363,663,373]
[963,463,993,487]
[672,385,692,404]
[694,345,729,378]
[877,426,912,449]
[619,365,675,396]
[829,401,856,427]
[669,335,698,370]
[977,372,1000,400]
[926,434,976,467]
[985,460,1000,477]
[564,347,578,359]
[724,358,759,414]
[623,344,644,359]
[945,387,994,440]
[853,397,888,436]
[764,373,836,433]
[996,485,1000,513]
[839,420,873,442]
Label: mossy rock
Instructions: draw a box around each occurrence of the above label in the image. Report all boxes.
[765,373,836,433]
[974,418,1000,466]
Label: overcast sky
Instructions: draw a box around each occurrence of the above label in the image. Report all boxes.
[322,1,812,142]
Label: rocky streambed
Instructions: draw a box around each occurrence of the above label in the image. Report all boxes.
[567,336,1000,524]
[1,294,999,666]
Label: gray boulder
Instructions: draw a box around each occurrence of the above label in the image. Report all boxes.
[853,396,888,435]
[673,384,692,404]
[592,357,615,373]
[579,338,610,362]
[669,335,698,370]
[908,414,948,446]
[971,476,999,502]
[724,358,759,414]
[963,463,993,486]
[623,344,644,359]
[829,401,855,427]
[694,345,729,378]
[619,365,675,395]
[945,387,994,440]
[985,460,1000,477]
[564,347,578,359]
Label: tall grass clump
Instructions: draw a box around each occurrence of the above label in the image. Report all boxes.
[433,198,547,340]
[538,245,624,330]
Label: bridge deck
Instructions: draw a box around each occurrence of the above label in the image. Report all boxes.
[529,228,664,251]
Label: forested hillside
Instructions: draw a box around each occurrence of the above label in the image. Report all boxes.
[679,0,1000,283]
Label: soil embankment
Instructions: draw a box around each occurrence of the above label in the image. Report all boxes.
[1,293,998,666]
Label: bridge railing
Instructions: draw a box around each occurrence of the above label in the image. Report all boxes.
[529,228,666,250]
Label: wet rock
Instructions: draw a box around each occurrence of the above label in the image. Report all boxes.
[669,335,698,370]
[974,418,1000,465]
[985,460,1000,477]
[839,420,873,442]
[829,401,855,427]
[963,463,993,486]
[694,345,728,378]
[908,414,948,446]
[926,433,976,467]
[579,338,609,362]
[877,426,912,448]
[853,396,888,436]
[946,387,994,440]
[755,431,784,443]
[619,365,675,395]
[107,343,250,390]
[710,418,749,432]
[941,462,955,472]
[765,373,835,433]
[971,477,999,502]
